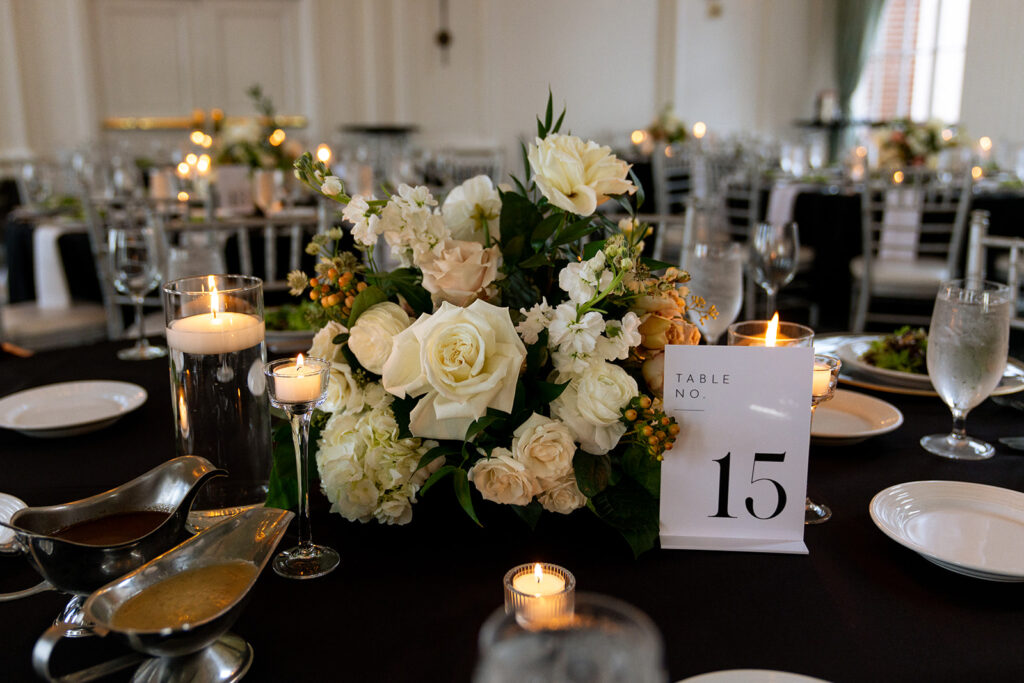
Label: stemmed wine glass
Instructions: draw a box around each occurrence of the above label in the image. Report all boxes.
[921,279,1012,460]
[108,224,167,360]
[748,222,799,317]
[265,356,340,579]
[682,241,744,345]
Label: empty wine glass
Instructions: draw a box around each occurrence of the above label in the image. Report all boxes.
[921,279,1012,460]
[109,224,167,360]
[748,221,799,317]
[682,241,744,344]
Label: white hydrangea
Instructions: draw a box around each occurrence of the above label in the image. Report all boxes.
[316,391,441,525]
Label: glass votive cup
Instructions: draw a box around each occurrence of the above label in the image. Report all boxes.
[726,319,814,347]
[264,356,331,413]
[812,354,842,407]
[503,563,576,629]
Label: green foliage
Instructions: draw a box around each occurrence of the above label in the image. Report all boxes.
[573,451,612,497]
[265,416,323,511]
[366,268,432,317]
[589,477,660,558]
[347,285,389,327]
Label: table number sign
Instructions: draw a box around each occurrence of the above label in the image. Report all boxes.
[660,344,813,554]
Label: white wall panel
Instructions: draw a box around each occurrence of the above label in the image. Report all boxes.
[961,0,1024,145]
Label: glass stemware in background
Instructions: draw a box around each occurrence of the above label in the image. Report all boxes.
[682,241,744,344]
[921,279,1012,460]
[253,169,284,216]
[109,224,167,360]
[748,221,799,318]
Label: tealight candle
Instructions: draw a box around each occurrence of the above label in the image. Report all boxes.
[504,563,575,628]
[271,354,323,404]
[812,361,832,396]
[165,280,264,355]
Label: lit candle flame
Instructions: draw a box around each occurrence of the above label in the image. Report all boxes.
[269,128,286,147]
[196,154,211,174]
[693,121,707,139]
[765,312,780,347]
[893,170,904,184]
[189,130,205,145]
[979,136,992,152]
[185,153,198,166]
[972,165,983,180]
[209,275,220,320]
[630,129,646,145]
[534,563,543,583]
[316,143,332,164]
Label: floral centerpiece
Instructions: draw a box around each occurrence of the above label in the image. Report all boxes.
[877,118,960,169]
[214,84,302,171]
[269,96,708,556]
[646,104,688,145]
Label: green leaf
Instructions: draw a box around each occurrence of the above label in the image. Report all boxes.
[518,252,551,270]
[534,379,568,403]
[419,464,457,497]
[453,468,482,526]
[552,106,566,135]
[347,285,388,327]
[573,451,612,497]
[331,332,349,346]
[531,213,562,242]
[511,501,543,530]
[582,239,606,260]
[544,90,554,131]
[499,191,543,243]
[622,444,661,499]
[641,256,675,272]
[589,477,660,558]
[415,444,458,472]
[465,413,501,441]
[368,268,431,317]
[551,218,598,247]
[503,235,527,263]
[629,167,645,210]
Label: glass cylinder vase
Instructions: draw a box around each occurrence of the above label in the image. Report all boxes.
[162,274,270,528]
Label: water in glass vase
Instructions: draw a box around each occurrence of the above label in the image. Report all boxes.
[169,342,271,528]
[927,294,1010,412]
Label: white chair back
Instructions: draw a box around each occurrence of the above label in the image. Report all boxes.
[966,209,1024,330]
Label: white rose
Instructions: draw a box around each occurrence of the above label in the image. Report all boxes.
[308,321,348,364]
[537,471,587,514]
[321,361,366,415]
[528,134,636,216]
[381,300,526,440]
[467,448,540,506]
[348,302,411,374]
[511,413,576,481]
[551,361,638,454]
[441,175,501,244]
[419,239,502,308]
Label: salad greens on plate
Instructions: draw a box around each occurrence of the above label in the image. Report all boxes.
[861,326,928,374]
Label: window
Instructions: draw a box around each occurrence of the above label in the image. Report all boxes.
[851,0,971,123]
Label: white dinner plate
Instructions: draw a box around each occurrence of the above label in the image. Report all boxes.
[678,670,828,683]
[810,389,903,445]
[0,380,147,437]
[815,334,1024,398]
[835,339,930,387]
[0,493,27,548]
[870,480,1024,582]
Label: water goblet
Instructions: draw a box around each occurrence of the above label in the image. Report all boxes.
[264,356,339,579]
[682,241,744,345]
[748,221,799,318]
[108,224,167,360]
[920,279,1012,460]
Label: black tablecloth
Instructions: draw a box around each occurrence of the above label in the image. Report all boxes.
[2,342,1024,681]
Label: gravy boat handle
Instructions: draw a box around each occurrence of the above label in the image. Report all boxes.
[0,579,52,602]
[33,622,146,683]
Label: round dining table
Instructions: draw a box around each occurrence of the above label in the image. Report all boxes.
[2,340,1024,681]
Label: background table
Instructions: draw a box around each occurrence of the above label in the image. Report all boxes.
[2,341,1024,681]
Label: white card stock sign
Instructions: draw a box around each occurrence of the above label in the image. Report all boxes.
[660,345,813,554]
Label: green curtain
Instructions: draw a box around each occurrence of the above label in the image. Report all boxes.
[835,0,887,118]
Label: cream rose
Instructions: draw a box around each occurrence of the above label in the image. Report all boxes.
[381,299,527,440]
[419,239,501,308]
[321,361,366,416]
[467,448,540,506]
[308,321,348,364]
[511,413,576,481]
[528,133,635,216]
[551,361,638,454]
[348,302,411,374]
[537,471,588,514]
[441,175,501,244]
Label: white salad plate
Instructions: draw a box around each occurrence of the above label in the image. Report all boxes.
[0,492,27,548]
[810,389,903,445]
[870,480,1024,582]
[0,380,147,438]
[815,334,1024,398]
[679,670,828,683]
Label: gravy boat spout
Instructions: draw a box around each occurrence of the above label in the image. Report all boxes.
[7,455,226,596]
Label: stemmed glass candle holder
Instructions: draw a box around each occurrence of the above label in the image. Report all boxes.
[503,563,576,629]
[164,275,271,529]
[807,355,841,524]
[264,355,339,579]
[727,316,832,524]
[921,279,1012,460]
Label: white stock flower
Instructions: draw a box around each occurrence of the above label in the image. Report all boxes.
[516,299,553,344]
[548,304,605,372]
[512,413,576,481]
[308,321,348,364]
[528,134,635,216]
[377,186,450,267]
[597,312,642,362]
[381,300,527,440]
[418,239,502,307]
[537,471,587,514]
[342,195,380,247]
[348,302,411,374]
[467,448,540,506]
[321,175,343,196]
[551,361,638,454]
[442,175,501,244]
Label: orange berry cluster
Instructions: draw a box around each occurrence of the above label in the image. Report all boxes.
[621,395,680,461]
[308,268,367,319]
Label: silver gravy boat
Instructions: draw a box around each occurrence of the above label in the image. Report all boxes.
[0,456,226,634]
[33,507,294,682]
